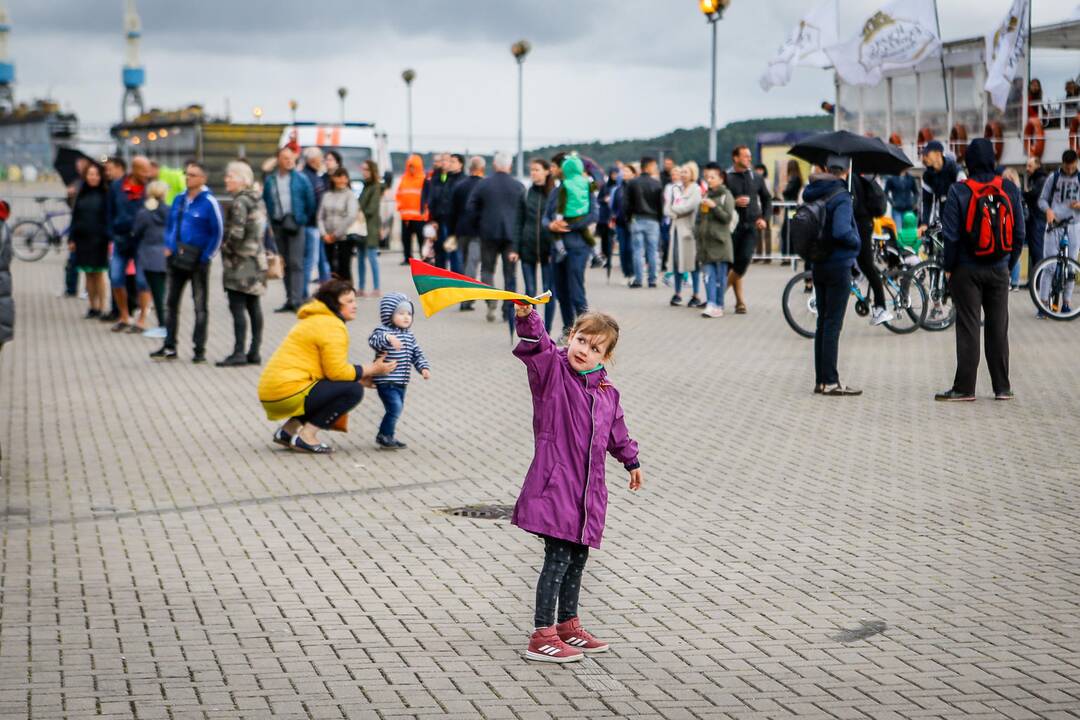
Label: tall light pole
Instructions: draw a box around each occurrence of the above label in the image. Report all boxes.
[288,99,297,125]
[511,40,531,179]
[700,0,731,163]
[337,86,347,124]
[401,69,416,154]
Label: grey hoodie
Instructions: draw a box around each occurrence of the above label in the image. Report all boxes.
[1038,167,1080,224]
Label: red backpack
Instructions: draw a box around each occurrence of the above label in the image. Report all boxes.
[962,177,1014,262]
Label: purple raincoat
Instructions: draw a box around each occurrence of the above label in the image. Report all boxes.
[511,310,639,549]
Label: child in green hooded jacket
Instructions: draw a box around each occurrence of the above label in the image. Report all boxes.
[552,154,595,263]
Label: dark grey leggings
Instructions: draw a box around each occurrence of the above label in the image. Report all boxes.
[534,536,589,628]
[226,289,263,356]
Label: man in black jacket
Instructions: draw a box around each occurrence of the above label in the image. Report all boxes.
[451,155,485,310]
[626,156,663,288]
[1022,155,1049,285]
[426,153,464,272]
[850,173,893,325]
[468,151,524,322]
[936,138,1024,402]
[726,145,771,313]
[919,140,963,231]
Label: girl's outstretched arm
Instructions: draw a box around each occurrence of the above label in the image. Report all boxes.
[607,393,640,470]
[513,305,559,391]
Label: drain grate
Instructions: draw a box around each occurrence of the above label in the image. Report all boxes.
[442,504,514,520]
[831,620,887,643]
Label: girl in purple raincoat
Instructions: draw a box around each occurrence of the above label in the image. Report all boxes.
[512,304,642,664]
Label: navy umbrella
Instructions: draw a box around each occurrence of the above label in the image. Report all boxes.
[789,131,913,175]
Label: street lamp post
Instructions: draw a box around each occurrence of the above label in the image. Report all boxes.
[288,99,297,125]
[253,106,263,124]
[511,40,531,179]
[401,69,416,154]
[700,0,731,163]
[337,87,347,124]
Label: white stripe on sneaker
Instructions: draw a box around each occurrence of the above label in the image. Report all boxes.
[545,647,559,655]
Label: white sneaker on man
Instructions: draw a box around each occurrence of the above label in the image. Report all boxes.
[701,304,724,318]
[870,307,894,326]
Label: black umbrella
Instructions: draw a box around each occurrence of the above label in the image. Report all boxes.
[53,146,93,186]
[789,131,913,176]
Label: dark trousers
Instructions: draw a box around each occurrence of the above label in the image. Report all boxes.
[521,258,556,332]
[616,224,634,278]
[856,229,886,308]
[164,263,209,354]
[330,236,356,282]
[401,219,424,261]
[552,241,590,332]
[534,536,589,628]
[297,380,363,429]
[597,223,613,268]
[273,222,305,308]
[226,289,263,357]
[1027,216,1046,276]
[434,223,462,274]
[812,263,851,386]
[376,383,407,438]
[481,238,517,313]
[950,263,1011,395]
[144,270,167,327]
[64,252,78,295]
[659,219,671,271]
[731,225,756,276]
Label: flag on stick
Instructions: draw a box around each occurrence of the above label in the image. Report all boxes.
[409,259,551,317]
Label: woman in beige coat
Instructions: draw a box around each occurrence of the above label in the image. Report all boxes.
[664,162,703,307]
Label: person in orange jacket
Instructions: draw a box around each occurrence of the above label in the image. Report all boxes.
[395,154,428,265]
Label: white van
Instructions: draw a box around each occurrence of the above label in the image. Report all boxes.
[278,123,391,191]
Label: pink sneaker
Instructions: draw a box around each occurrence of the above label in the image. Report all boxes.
[524,625,583,663]
[556,617,609,653]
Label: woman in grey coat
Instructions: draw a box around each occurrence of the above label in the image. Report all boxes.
[218,161,268,367]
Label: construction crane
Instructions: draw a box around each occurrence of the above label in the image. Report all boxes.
[121,0,145,122]
[0,2,15,114]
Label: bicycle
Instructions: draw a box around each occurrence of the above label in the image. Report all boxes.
[908,223,956,331]
[1029,218,1080,320]
[782,265,927,338]
[11,198,71,262]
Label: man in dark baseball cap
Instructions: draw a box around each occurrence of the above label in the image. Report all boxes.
[919,139,963,234]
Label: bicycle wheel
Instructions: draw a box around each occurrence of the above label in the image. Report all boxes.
[910,260,956,331]
[11,220,50,262]
[1029,255,1080,320]
[781,270,817,338]
[882,268,927,334]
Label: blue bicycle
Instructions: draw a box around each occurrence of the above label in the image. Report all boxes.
[1029,218,1080,320]
[11,197,70,262]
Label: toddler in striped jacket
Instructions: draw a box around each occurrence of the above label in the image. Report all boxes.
[368,293,431,449]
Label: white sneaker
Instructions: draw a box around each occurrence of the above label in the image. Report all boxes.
[870,307,894,326]
[701,304,724,318]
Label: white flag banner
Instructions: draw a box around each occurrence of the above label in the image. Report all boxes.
[760,0,838,91]
[984,0,1029,112]
[825,0,941,87]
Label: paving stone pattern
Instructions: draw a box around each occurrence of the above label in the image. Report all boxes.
[2,255,1079,719]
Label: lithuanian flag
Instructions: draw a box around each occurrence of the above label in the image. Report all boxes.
[409,259,551,317]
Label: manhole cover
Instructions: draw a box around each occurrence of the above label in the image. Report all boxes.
[442,504,514,520]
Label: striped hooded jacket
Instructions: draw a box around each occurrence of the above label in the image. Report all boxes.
[368,293,430,385]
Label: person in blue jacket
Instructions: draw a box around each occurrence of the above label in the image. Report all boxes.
[150,161,223,363]
[263,147,316,312]
[802,154,862,397]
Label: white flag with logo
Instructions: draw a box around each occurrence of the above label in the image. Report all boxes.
[985,0,1029,112]
[760,0,838,91]
[825,0,942,87]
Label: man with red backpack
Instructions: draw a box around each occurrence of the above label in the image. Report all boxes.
[936,138,1025,402]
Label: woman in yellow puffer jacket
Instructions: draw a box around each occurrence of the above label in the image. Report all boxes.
[258,279,396,453]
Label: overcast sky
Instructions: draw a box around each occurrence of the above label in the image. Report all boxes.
[9,0,1080,152]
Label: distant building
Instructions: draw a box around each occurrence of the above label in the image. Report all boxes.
[0,99,77,180]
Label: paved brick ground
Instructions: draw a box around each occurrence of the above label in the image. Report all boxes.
[2,253,1079,719]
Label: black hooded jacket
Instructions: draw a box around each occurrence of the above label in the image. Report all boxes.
[940,138,1025,271]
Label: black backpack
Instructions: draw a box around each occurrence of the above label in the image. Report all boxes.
[790,189,843,262]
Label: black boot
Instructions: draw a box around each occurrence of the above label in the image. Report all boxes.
[216,352,248,367]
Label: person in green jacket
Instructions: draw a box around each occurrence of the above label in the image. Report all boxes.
[695,163,735,318]
[358,160,383,297]
[150,161,185,204]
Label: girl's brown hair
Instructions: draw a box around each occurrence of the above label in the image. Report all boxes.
[570,311,620,359]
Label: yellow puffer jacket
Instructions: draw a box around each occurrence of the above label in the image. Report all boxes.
[257,300,359,420]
